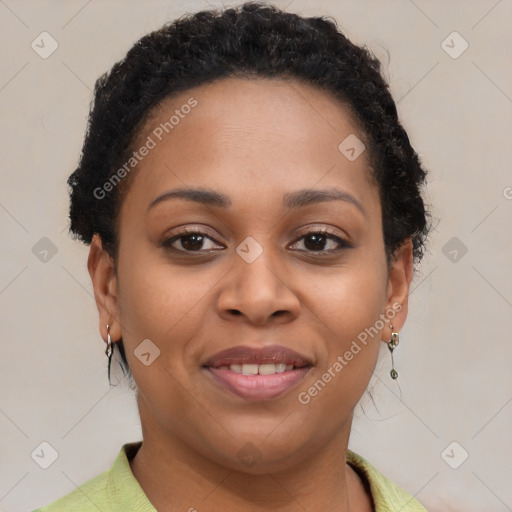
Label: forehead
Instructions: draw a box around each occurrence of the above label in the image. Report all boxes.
[121,76,376,215]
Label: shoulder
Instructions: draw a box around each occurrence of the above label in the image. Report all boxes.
[31,441,155,512]
[346,449,429,512]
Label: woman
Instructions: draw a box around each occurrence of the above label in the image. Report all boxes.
[33,2,430,510]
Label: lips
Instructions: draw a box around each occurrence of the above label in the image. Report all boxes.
[202,344,313,400]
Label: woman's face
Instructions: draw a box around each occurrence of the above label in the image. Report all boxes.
[89,77,412,473]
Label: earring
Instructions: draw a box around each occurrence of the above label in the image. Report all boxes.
[106,323,114,384]
[387,324,399,380]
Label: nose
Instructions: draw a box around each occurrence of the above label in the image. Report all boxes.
[216,246,300,326]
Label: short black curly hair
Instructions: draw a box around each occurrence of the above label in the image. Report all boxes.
[67,1,430,384]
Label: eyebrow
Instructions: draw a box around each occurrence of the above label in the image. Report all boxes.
[147,187,366,216]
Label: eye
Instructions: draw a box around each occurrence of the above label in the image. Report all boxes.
[162,229,224,253]
[162,227,352,255]
[289,229,351,253]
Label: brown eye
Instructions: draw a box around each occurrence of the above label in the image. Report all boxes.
[162,230,224,253]
[289,231,351,253]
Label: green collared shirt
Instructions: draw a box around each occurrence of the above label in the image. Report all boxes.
[32,441,428,511]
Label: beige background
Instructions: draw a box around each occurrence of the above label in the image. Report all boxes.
[1,1,511,511]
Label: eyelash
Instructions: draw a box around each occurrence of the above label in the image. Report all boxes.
[161,227,352,255]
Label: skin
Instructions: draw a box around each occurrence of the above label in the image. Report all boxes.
[88,77,413,511]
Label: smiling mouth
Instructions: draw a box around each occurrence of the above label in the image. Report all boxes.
[201,343,314,400]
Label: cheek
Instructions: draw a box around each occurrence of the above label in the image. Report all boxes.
[116,245,217,367]
[115,253,208,417]
[303,254,388,334]
[299,254,387,397]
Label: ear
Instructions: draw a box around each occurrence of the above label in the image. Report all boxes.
[88,234,121,345]
[381,238,414,342]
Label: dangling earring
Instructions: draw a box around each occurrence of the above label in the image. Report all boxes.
[387,324,399,380]
[106,323,114,384]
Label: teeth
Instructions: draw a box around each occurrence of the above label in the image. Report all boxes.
[258,364,276,375]
[241,364,259,375]
[226,363,295,375]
